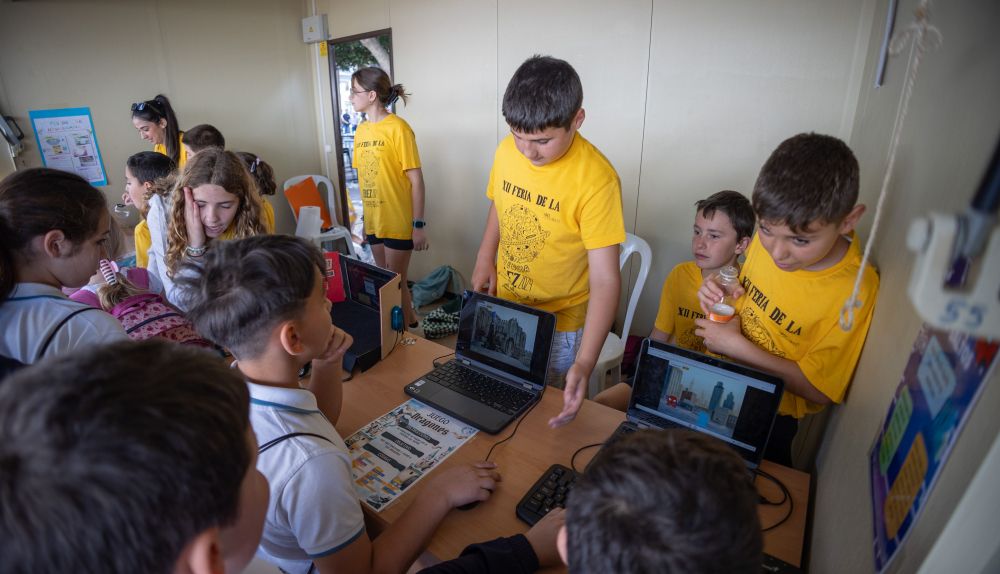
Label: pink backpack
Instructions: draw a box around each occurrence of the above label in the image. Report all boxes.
[70,269,212,348]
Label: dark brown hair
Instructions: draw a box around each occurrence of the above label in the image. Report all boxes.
[503,55,583,132]
[176,234,325,359]
[181,124,226,153]
[235,151,276,196]
[566,429,762,574]
[0,339,251,573]
[352,67,409,107]
[0,168,107,302]
[131,94,181,164]
[695,190,756,241]
[752,133,859,232]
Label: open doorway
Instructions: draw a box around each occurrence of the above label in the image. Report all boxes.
[327,29,393,246]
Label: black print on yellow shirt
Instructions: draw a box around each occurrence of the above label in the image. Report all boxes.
[677,306,704,320]
[501,179,560,212]
[499,204,549,297]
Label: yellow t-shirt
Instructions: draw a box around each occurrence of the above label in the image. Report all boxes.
[153,132,188,168]
[353,114,421,240]
[738,234,879,418]
[654,261,707,353]
[486,133,625,331]
[134,219,152,268]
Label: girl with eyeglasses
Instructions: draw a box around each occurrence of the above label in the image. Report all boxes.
[350,67,428,329]
[131,95,188,168]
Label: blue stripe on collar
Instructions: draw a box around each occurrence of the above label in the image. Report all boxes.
[250,397,321,414]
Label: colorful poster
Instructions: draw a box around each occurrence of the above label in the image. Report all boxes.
[29,107,107,186]
[346,399,478,512]
[870,325,998,572]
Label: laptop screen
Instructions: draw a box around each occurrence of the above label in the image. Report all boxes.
[628,340,783,467]
[455,291,556,388]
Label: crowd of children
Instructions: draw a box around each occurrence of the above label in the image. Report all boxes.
[0,54,878,573]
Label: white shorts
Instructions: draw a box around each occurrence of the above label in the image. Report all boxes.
[546,328,583,388]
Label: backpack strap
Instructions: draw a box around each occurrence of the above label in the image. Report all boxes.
[36,306,101,361]
[257,432,334,455]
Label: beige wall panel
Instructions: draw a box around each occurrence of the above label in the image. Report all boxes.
[322,0,390,39]
[812,0,1000,572]
[632,0,872,336]
[0,0,320,234]
[386,0,498,282]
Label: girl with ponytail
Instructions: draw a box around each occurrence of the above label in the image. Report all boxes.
[131,94,188,167]
[350,66,428,328]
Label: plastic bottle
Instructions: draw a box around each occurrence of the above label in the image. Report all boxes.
[708,265,740,323]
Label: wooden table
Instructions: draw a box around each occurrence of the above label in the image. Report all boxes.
[335,337,810,569]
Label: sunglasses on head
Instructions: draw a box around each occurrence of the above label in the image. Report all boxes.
[131,101,163,116]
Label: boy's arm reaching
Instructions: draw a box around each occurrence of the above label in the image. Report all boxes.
[472,204,500,294]
[312,462,501,574]
[693,317,832,405]
[549,245,620,428]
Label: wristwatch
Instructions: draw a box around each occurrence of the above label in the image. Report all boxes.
[413,219,427,229]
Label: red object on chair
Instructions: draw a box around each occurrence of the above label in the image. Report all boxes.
[324,252,346,303]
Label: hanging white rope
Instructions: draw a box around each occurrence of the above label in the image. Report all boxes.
[840,0,942,330]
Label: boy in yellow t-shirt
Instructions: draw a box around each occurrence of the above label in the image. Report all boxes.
[697,133,880,465]
[595,190,754,411]
[123,151,176,268]
[472,55,625,428]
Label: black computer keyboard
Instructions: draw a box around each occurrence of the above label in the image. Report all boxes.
[426,361,534,415]
[515,464,579,525]
[516,463,802,573]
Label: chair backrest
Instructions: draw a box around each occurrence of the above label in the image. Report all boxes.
[618,232,652,338]
[283,175,340,227]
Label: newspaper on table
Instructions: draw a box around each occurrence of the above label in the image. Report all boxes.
[346,399,478,512]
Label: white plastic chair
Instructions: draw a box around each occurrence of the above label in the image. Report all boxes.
[587,233,652,398]
[282,175,342,227]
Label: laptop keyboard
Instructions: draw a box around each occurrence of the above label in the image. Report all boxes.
[424,361,534,415]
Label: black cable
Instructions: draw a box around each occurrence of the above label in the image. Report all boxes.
[485,399,541,462]
[754,467,794,532]
[431,351,455,368]
[570,442,603,473]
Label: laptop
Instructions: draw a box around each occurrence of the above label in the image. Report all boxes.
[599,338,784,470]
[405,291,556,434]
[331,257,399,372]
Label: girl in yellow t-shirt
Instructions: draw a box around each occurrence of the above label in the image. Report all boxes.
[234,152,277,233]
[131,95,188,168]
[350,67,427,328]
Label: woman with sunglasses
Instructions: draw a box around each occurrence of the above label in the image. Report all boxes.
[131,95,188,168]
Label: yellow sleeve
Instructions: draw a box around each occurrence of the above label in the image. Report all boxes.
[261,200,275,233]
[653,273,676,334]
[134,220,151,268]
[798,268,880,405]
[579,175,625,250]
[395,121,421,171]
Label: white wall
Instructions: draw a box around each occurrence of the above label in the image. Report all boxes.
[812,0,1000,571]
[0,0,320,234]
[317,0,873,337]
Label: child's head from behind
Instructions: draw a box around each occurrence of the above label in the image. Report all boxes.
[561,429,762,574]
[0,339,268,574]
[165,149,263,272]
[753,133,865,272]
[178,235,332,363]
[0,168,110,299]
[125,151,176,213]
[691,190,755,272]
[182,124,226,158]
[351,67,408,113]
[502,55,584,167]
[235,151,277,196]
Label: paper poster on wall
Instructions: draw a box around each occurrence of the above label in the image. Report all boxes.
[870,325,998,572]
[29,107,107,186]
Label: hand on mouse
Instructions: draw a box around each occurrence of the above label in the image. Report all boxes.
[431,461,501,510]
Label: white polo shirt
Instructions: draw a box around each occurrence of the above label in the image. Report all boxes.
[0,283,127,364]
[248,381,366,574]
[145,194,182,307]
